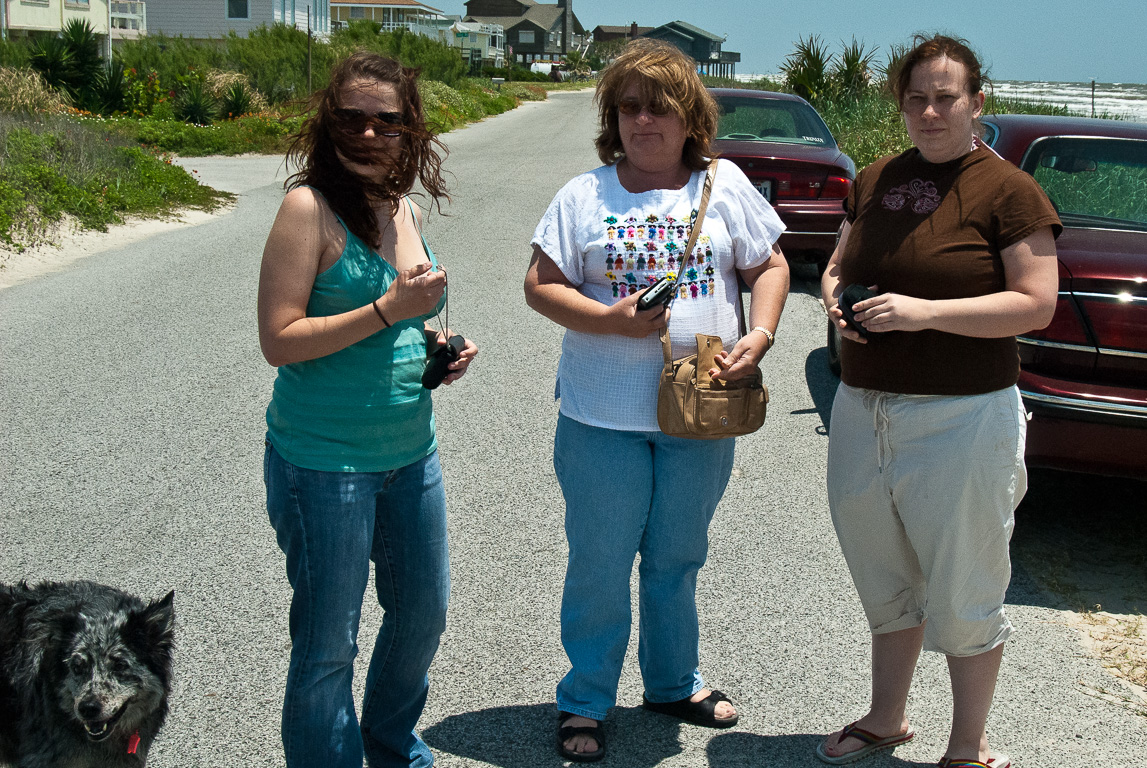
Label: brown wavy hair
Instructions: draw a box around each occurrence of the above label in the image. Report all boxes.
[594,39,718,170]
[890,34,986,109]
[285,52,449,248]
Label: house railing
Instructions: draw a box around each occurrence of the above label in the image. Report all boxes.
[110,1,146,37]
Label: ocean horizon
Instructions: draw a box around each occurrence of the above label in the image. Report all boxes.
[733,75,1147,123]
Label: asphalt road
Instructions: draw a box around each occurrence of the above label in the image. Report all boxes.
[1,90,1143,767]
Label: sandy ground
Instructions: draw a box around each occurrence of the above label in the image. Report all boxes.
[0,207,227,290]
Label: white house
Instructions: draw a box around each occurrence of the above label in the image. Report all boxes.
[330,1,446,36]
[2,1,111,41]
[144,0,330,39]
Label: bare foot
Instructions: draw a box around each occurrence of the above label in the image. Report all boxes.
[560,714,600,755]
[693,688,736,721]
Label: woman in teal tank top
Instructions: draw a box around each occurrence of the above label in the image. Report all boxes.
[256,53,477,768]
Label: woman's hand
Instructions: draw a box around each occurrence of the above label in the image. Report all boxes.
[710,332,768,382]
[848,287,935,334]
[428,327,478,385]
[525,246,670,337]
[606,292,670,338]
[378,262,446,322]
[827,303,866,344]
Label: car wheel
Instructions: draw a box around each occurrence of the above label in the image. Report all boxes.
[826,317,842,376]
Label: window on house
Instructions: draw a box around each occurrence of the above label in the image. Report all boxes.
[227,0,249,20]
[350,7,364,18]
[518,30,535,45]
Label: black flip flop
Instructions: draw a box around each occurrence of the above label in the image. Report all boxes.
[557,712,605,763]
[642,690,740,728]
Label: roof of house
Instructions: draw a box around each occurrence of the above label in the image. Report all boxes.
[331,0,444,11]
[466,4,584,35]
[651,20,724,43]
[593,25,655,36]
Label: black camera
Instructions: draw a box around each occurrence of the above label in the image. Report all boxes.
[637,276,675,310]
[838,284,877,339]
[422,333,465,389]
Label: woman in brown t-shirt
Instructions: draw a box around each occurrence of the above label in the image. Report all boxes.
[817,35,1060,768]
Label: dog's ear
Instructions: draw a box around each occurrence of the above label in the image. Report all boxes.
[124,591,175,679]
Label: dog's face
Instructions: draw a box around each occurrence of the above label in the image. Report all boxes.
[57,592,175,742]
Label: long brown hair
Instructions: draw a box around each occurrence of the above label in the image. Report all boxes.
[285,53,449,248]
[594,39,718,170]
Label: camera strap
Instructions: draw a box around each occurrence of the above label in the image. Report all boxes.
[429,263,449,341]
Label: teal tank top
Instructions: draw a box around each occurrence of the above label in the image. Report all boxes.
[266,200,444,472]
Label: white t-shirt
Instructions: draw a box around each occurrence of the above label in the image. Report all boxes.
[531,158,786,431]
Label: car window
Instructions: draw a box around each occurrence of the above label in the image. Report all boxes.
[1022,137,1147,231]
[715,97,835,147]
[979,122,999,147]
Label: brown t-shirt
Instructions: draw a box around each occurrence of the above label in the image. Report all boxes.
[840,146,1061,395]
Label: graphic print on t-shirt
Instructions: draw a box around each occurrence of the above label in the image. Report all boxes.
[602,210,716,300]
[882,179,941,214]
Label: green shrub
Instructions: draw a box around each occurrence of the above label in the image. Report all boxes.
[175,77,217,125]
[219,81,253,120]
[0,37,31,68]
[0,114,228,247]
[781,35,834,102]
[29,35,74,93]
[89,61,130,116]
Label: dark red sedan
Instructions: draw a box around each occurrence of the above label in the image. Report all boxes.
[709,88,855,271]
[981,114,1147,480]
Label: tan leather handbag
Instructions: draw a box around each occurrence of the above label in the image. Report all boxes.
[655,160,769,439]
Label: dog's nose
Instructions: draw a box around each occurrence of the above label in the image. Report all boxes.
[77,698,102,720]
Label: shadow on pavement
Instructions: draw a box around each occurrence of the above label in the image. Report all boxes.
[706,730,933,766]
[423,704,686,767]
[804,346,838,436]
[1008,468,1147,613]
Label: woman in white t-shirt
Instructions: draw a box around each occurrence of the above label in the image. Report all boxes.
[524,39,790,763]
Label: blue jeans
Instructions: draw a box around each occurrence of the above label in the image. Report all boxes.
[264,443,450,768]
[553,414,736,720]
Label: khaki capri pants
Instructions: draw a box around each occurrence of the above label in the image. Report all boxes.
[826,383,1028,657]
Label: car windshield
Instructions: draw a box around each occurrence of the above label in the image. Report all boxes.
[715,96,835,147]
[1021,136,1147,231]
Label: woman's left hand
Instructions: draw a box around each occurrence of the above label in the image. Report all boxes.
[851,289,935,333]
[710,333,769,382]
[432,329,478,385]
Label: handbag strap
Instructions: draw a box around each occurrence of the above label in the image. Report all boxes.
[659,158,730,366]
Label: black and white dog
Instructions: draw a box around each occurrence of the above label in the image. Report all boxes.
[0,580,175,768]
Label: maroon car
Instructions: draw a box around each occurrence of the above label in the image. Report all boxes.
[709,88,855,271]
[827,114,1147,480]
[983,114,1147,480]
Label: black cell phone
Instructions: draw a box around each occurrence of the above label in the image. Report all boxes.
[838,284,877,339]
[637,277,674,310]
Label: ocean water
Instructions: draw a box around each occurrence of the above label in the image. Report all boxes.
[734,75,1147,123]
[991,80,1147,122]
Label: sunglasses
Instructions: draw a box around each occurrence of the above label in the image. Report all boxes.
[617,99,674,117]
[333,108,405,137]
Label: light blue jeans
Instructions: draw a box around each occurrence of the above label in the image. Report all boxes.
[264,443,449,768]
[553,414,736,721]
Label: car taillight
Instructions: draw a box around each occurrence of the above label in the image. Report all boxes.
[822,176,852,198]
[1024,295,1092,345]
